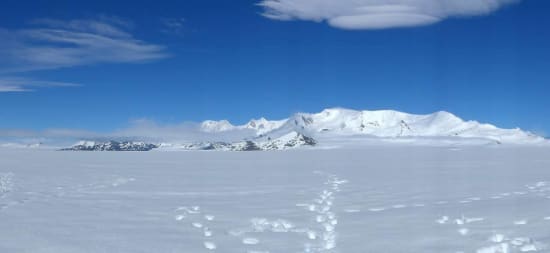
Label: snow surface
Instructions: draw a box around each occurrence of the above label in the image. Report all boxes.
[1,147,550,252]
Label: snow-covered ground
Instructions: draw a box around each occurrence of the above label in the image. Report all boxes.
[1,147,549,253]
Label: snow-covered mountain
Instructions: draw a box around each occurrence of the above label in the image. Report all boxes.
[63,141,159,151]
[201,117,287,135]
[60,108,546,151]
[63,131,317,152]
[156,131,316,151]
[198,108,544,144]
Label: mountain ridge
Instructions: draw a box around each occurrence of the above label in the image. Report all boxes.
[40,108,550,151]
[197,108,543,144]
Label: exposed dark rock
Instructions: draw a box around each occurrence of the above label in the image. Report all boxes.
[233,141,261,151]
[62,141,158,151]
[284,134,316,148]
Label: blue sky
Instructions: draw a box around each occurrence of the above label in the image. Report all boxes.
[0,0,549,136]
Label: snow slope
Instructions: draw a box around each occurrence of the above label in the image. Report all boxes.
[1,147,550,252]
[201,117,287,135]
[199,108,545,145]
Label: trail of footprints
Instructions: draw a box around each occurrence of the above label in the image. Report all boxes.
[173,172,348,252]
[299,172,348,252]
[237,172,348,252]
[0,172,13,195]
[173,205,279,251]
[438,214,547,253]
[174,205,218,250]
[172,176,550,252]
[0,173,34,212]
[475,233,544,253]
[436,215,550,253]
[0,172,15,210]
[5,169,550,252]
[4,169,550,252]
[359,181,550,217]
[68,176,136,193]
[1,173,137,212]
[432,181,550,252]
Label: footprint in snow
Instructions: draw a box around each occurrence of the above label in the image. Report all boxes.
[203,241,216,250]
[368,207,386,212]
[514,220,528,225]
[174,205,220,251]
[457,228,469,236]
[242,237,260,245]
[0,172,14,197]
[436,216,449,224]
[477,233,545,253]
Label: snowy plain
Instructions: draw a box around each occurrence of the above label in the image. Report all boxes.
[1,146,550,253]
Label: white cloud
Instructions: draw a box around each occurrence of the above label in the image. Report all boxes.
[160,18,186,36]
[31,18,133,38]
[110,119,254,143]
[0,119,254,146]
[0,17,169,73]
[258,0,520,30]
[0,77,80,92]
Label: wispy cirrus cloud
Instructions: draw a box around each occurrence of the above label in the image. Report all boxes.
[0,16,169,92]
[0,17,169,73]
[0,76,82,92]
[0,77,80,92]
[258,0,521,30]
[160,17,186,36]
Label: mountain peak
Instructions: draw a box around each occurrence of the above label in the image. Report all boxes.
[173,108,545,146]
[194,108,545,145]
[200,120,235,132]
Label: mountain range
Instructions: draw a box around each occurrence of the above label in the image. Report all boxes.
[61,108,546,151]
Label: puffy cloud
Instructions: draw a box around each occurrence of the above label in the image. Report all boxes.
[259,0,520,29]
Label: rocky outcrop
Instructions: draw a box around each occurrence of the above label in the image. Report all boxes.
[62,141,158,151]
